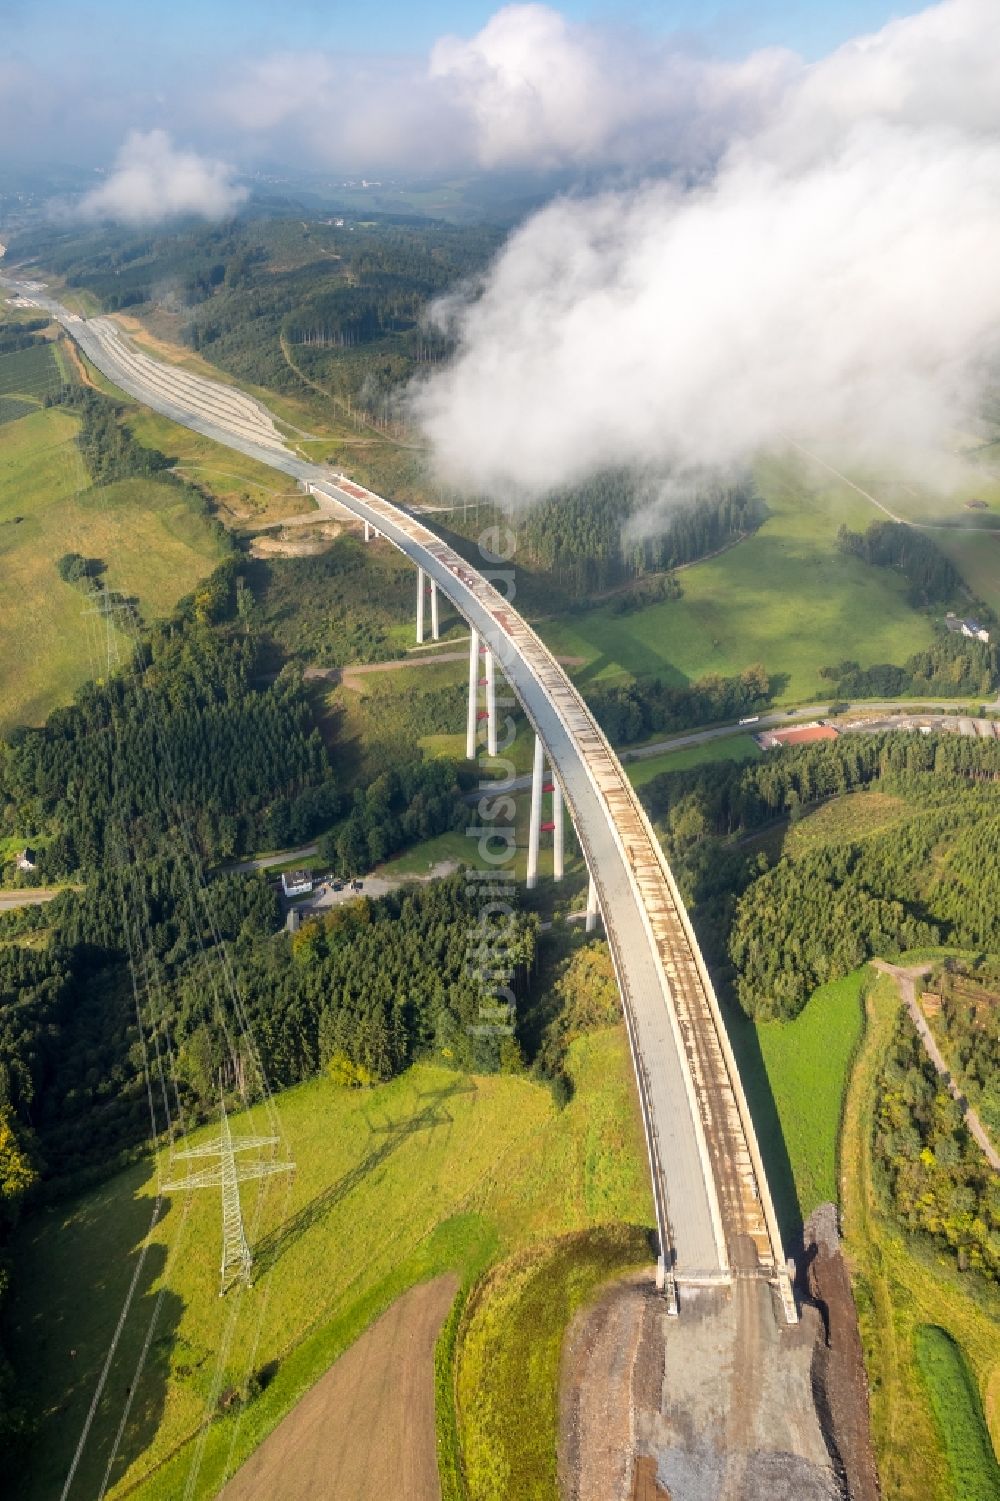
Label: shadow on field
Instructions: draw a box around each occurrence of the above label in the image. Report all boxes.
[251,1080,473,1278]
[723,997,804,1249]
[21,1187,185,1500]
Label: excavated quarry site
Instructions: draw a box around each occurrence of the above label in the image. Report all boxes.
[560,1210,877,1501]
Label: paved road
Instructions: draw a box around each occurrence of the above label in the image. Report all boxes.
[625,700,1000,763]
[18,284,796,1306]
[230,844,319,874]
[0,889,60,910]
[872,961,1000,1173]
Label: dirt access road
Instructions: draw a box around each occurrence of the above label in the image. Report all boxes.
[219,1273,458,1501]
[872,960,1000,1171]
[561,1268,840,1501]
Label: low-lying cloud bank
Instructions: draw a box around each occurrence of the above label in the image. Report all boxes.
[76,131,247,226]
[412,0,1000,498]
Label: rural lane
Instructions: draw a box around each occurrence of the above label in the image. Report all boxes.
[872,961,1000,1173]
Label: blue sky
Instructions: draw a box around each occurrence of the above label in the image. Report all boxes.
[7,1,912,64]
[0,0,928,172]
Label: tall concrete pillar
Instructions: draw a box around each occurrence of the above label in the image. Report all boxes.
[586,874,599,932]
[527,733,544,890]
[466,627,480,760]
[416,568,425,644]
[485,647,497,758]
[363,519,370,543]
[430,579,439,641]
[552,779,564,882]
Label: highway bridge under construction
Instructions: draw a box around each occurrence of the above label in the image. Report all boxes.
[16,283,797,1324]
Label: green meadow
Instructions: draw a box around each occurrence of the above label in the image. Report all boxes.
[539,452,936,705]
[625,732,762,788]
[915,1324,1000,1501]
[752,970,867,1227]
[10,1028,651,1500]
[0,405,227,731]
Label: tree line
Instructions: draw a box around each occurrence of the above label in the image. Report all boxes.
[590,663,772,744]
[452,475,764,601]
[642,733,1000,1019]
[820,634,997,700]
[837,520,967,608]
[874,995,998,1284]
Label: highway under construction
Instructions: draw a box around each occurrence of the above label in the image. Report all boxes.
[9,281,796,1322]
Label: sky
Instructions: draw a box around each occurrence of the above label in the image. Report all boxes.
[4,1,906,68]
[1,0,909,168]
[3,0,996,509]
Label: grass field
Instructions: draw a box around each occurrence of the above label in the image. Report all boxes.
[125,407,313,529]
[841,968,1000,1501]
[10,1026,651,1500]
[750,970,867,1229]
[448,1225,649,1501]
[0,406,227,731]
[0,341,63,402]
[915,1325,1000,1501]
[625,732,762,788]
[539,452,936,705]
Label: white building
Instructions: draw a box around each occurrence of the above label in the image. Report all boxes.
[281,869,313,898]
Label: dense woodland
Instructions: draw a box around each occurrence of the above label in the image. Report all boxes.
[928,961,1000,1138]
[0,577,505,1452]
[820,634,997,700]
[642,733,1000,1018]
[10,216,503,423]
[874,991,999,1283]
[643,741,1000,1286]
[0,317,48,356]
[591,663,772,744]
[458,476,765,596]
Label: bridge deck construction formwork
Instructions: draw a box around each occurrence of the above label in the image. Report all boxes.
[28,290,796,1319]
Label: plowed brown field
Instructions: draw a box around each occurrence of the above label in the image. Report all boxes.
[219,1273,458,1501]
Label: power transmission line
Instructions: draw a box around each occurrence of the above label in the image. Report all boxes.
[163,1090,293,1296]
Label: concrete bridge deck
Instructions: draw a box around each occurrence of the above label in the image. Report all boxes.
[12,282,794,1315]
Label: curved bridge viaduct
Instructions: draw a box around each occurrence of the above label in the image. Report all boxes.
[21,288,796,1321]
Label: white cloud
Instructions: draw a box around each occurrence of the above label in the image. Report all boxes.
[76,130,247,225]
[207,5,796,176]
[428,4,794,172]
[412,0,1000,497]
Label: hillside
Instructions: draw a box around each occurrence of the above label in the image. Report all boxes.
[9,1028,650,1499]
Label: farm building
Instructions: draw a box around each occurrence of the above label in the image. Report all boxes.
[281,869,314,898]
[756,723,841,751]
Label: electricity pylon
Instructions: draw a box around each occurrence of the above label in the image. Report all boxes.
[163,1094,294,1295]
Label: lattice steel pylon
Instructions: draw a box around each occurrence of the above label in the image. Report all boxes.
[163,1095,294,1295]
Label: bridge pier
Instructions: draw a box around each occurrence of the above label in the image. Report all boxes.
[527,734,565,888]
[466,627,480,760]
[364,519,370,542]
[527,734,544,889]
[415,570,439,644]
[485,647,497,757]
[552,779,564,882]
